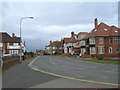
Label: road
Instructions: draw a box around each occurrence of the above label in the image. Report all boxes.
[2,55,118,88]
[29,55,118,88]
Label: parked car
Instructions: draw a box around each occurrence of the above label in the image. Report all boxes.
[73,52,79,55]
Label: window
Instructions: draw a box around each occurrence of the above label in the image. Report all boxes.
[99,37,104,44]
[0,42,3,47]
[109,47,112,54]
[53,47,57,49]
[114,30,118,33]
[80,40,85,46]
[90,47,96,54]
[114,37,120,44]
[116,48,120,53]
[89,38,95,44]
[10,50,18,55]
[94,29,97,31]
[76,42,79,46]
[81,48,86,53]
[13,43,18,46]
[109,37,112,44]
[98,46,104,54]
[104,28,108,31]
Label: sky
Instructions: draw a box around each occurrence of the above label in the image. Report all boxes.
[0,1,118,51]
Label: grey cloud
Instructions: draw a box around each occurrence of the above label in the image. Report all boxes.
[2,2,118,51]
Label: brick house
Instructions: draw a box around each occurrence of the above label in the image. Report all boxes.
[63,32,88,55]
[0,32,26,56]
[45,40,63,55]
[80,18,120,60]
[63,32,78,55]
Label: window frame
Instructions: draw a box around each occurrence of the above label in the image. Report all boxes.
[98,46,105,54]
[90,47,96,54]
[0,42,3,47]
[114,37,120,44]
[89,38,95,45]
[109,47,112,54]
[99,37,104,44]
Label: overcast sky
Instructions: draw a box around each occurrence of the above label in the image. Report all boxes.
[1,2,118,51]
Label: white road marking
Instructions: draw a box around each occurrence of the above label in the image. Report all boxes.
[49,58,56,65]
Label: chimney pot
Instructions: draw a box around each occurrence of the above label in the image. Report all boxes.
[12,33,15,37]
[94,18,98,28]
[71,32,74,37]
[50,41,52,44]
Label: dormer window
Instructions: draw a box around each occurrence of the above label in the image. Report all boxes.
[94,29,97,32]
[114,30,118,33]
[104,28,108,31]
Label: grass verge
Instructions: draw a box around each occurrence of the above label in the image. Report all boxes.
[81,59,120,64]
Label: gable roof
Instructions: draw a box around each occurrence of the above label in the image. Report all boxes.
[63,37,78,44]
[0,32,20,43]
[63,38,71,43]
[83,22,120,39]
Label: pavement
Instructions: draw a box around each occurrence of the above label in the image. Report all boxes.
[2,56,59,88]
[2,55,119,88]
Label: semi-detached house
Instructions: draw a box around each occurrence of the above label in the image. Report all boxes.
[80,18,120,60]
[63,32,88,55]
[45,40,63,55]
[0,32,26,56]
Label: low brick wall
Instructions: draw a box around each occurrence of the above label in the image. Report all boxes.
[2,56,20,71]
[23,54,34,60]
[2,54,34,71]
[61,53,70,56]
[81,54,91,58]
[91,54,120,61]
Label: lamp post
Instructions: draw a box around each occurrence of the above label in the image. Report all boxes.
[19,17,33,63]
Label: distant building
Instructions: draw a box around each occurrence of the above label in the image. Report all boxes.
[45,40,63,55]
[35,49,44,55]
[0,32,26,56]
[63,31,88,55]
[80,18,120,60]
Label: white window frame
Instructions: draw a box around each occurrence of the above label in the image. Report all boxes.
[99,37,104,44]
[9,50,18,55]
[114,37,120,44]
[80,40,85,46]
[81,48,86,53]
[90,47,96,54]
[13,43,19,46]
[98,46,104,54]
[109,47,112,54]
[89,38,95,44]
[109,37,112,44]
[0,42,3,47]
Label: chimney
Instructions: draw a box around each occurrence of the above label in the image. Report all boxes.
[94,18,98,28]
[71,31,74,37]
[50,41,52,44]
[12,33,15,37]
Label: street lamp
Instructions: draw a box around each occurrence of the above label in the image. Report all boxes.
[19,17,33,63]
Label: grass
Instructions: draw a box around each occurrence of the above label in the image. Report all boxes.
[81,59,120,65]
